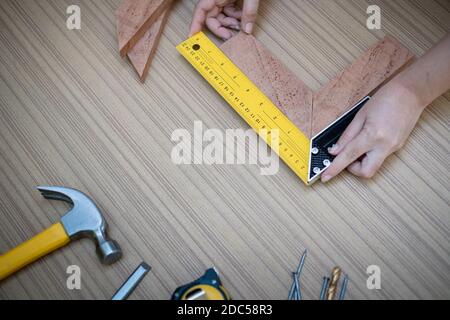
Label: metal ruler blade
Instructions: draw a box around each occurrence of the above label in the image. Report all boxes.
[177,32,311,184]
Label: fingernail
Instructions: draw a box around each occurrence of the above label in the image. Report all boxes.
[244,23,254,34]
[322,175,331,183]
[328,144,339,154]
[230,25,240,31]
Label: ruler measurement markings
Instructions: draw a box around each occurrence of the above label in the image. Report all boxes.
[191,47,241,105]
[188,37,241,90]
[189,46,230,89]
[262,110,307,159]
[177,33,311,183]
[233,108,306,171]
[196,49,236,92]
[253,115,304,164]
[200,48,241,89]
[184,40,308,175]
[191,46,305,159]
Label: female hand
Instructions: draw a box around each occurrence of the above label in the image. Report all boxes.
[189,0,260,40]
[321,33,450,183]
[321,83,425,182]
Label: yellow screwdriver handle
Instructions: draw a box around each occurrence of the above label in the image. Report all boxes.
[0,222,70,281]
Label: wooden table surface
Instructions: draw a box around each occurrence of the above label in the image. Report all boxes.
[0,0,449,300]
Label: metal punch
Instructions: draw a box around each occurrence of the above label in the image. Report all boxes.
[112,262,151,300]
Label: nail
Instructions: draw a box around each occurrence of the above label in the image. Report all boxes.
[244,22,254,34]
[293,272,300,300]
[288,250,307,300]
[322,174,332,183]
[230,25,240,31]
[319,277,330,300]
[339,275,349,300]
[328,144,339,154]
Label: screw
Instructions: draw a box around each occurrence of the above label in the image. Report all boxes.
[323,159,331,167]
[311,147,319,155]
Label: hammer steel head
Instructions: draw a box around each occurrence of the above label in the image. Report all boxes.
[37,186,122,265]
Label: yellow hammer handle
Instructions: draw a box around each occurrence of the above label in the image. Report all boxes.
[0,222,70,281]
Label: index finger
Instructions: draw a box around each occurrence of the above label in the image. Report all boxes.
[189,1,207,37]
[189,0,212,36]
[321,130,373,182]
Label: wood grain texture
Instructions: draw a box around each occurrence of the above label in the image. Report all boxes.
[116,0,171,57]
[221,33,314,136]
[127,5,172,82]
[0,0,449,300]
[312,36,415,136]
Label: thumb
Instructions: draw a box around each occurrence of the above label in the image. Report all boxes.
[241,0,259,34]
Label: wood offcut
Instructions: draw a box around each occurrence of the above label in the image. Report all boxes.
[127,6,172,82]
[115,0,172,57]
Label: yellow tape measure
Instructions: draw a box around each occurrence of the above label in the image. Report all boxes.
[177,32,311,184]
[172,268,231,300]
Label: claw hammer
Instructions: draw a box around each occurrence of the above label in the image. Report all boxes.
[0,186,122,281]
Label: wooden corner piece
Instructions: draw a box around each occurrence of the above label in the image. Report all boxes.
[311,35,414,136]
[115,0,171,57]
[127,7,171,82]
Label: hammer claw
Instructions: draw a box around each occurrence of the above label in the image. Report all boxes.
[37,189,73,204]
[37,186,81,204]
